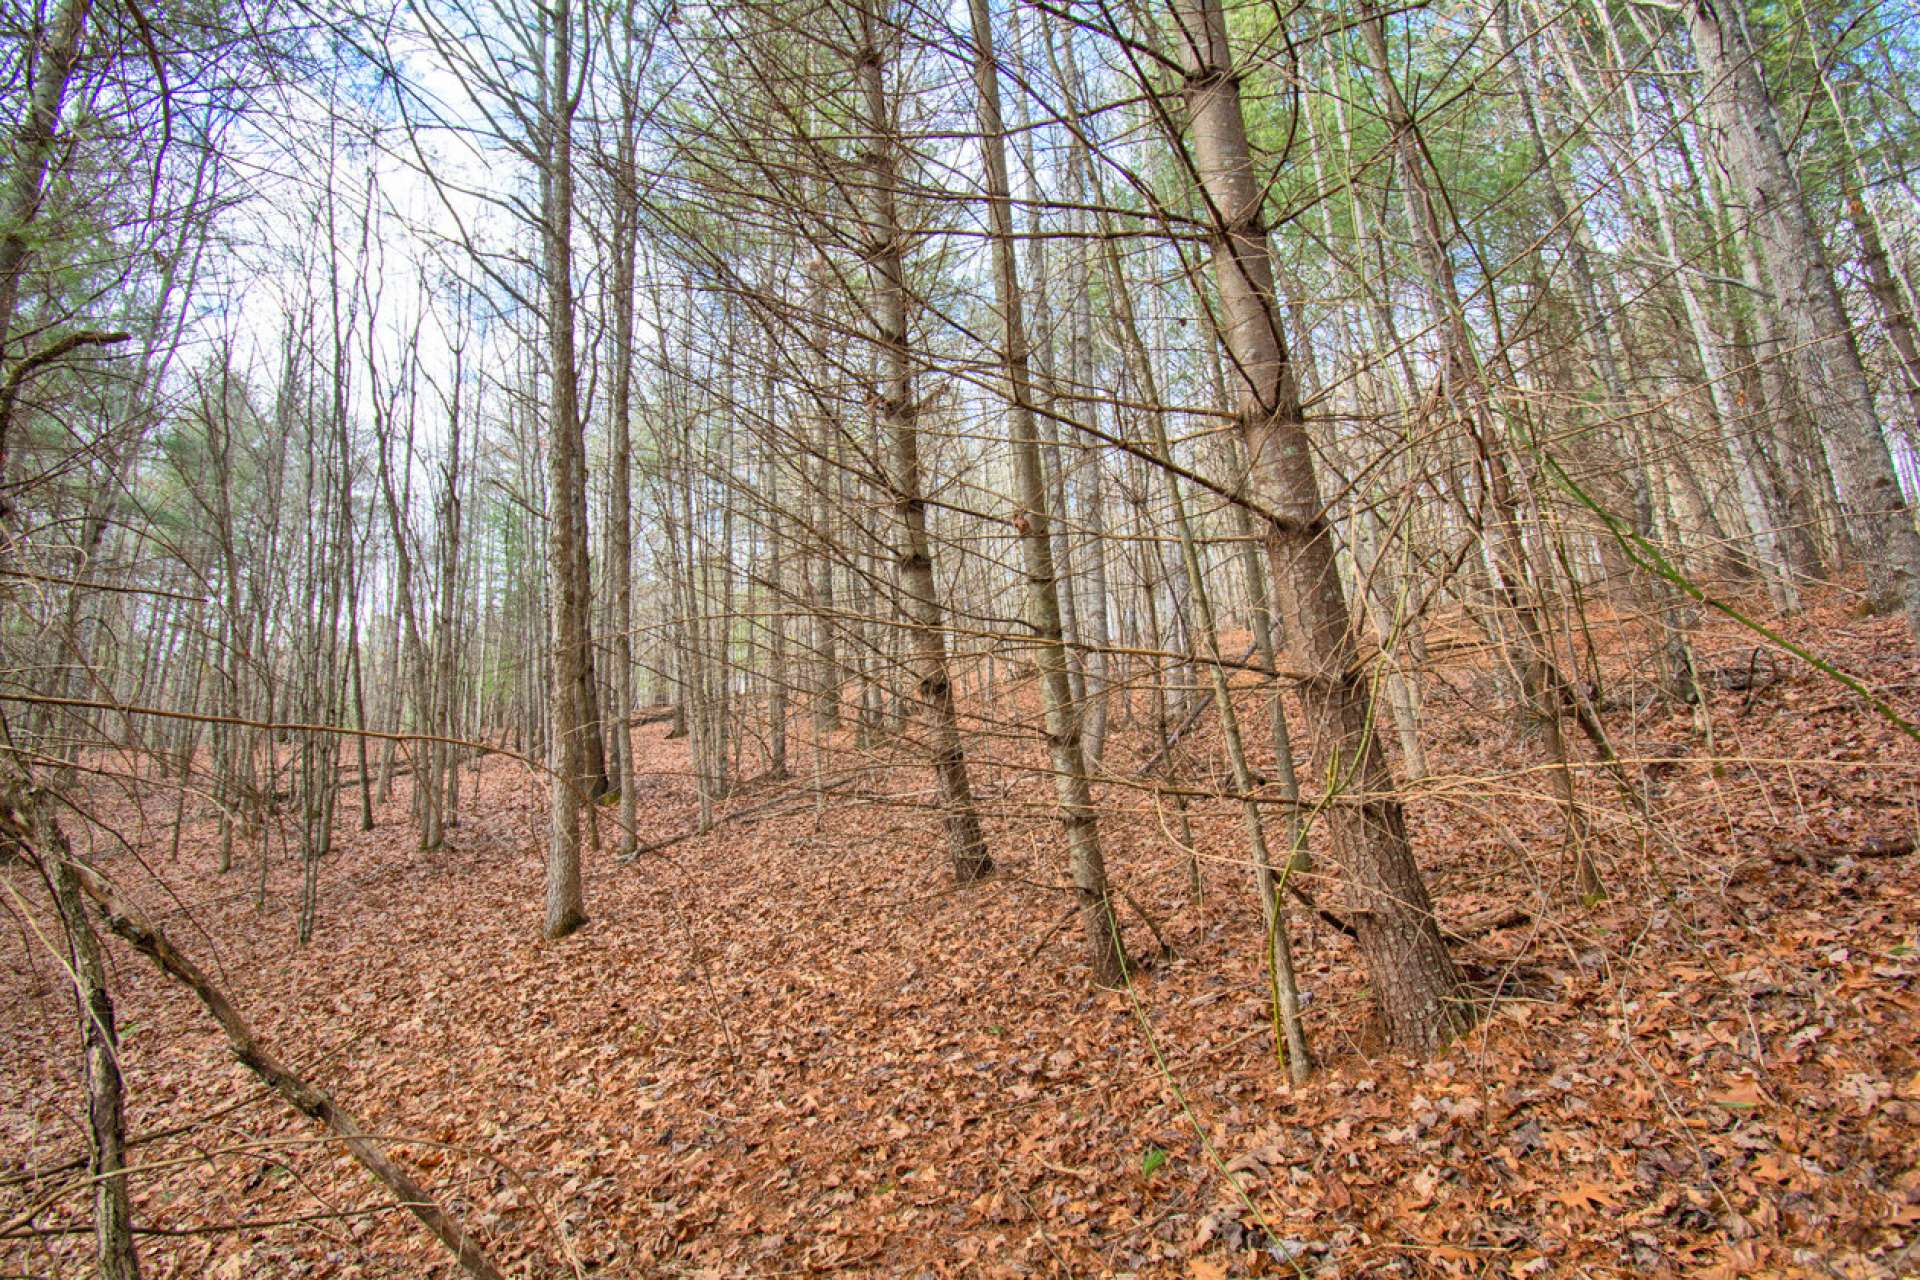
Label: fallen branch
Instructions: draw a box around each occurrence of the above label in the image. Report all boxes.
[62,861,507,1280]
[0,1030,370,1192]
[270,764,415,802]
[1118,887,1177,963]
[1770,835,1914,869]
[1019,902,1082,967]
[1796,681,1920,717]
[1284,881,1531,946]
[1285,880,1357,939]
[1445,902,1534,940]
[2,773,139,1278]
[618,772,865,862]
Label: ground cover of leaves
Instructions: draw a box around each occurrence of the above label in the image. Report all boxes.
[3,592,1918,1278]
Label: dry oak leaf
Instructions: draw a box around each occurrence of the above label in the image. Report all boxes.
[1188,1258,1230,1280]
[1554,1182,1620,1213]
[1712,1077,1769,1111]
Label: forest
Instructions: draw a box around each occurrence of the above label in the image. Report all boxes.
[1,0,1918,1273]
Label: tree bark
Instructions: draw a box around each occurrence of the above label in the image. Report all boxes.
[855,6,991,885]
[606,27,643,849]
[542,0,588,939]
[1175,0,1467,1053]
[1686,0,1920,636]
[968,0,1122,982]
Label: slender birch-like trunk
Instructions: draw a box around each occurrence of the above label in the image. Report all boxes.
[1686,0,1920,636]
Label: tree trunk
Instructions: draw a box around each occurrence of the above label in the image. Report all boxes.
[1356,3,1601,901]
[1686,0,1920,635]
[855,6,992,885]
[0,0,95,482]
[968,0,1122,982]
[1176,0,1466,1053]
[542,0,587,939]
[17,780,142,1280]
[607,57,642,849]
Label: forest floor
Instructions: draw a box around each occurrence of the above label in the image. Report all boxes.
[4,590,1920,1279]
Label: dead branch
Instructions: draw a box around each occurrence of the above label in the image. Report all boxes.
[1770,834,1915,868]
[60,860,508,1280]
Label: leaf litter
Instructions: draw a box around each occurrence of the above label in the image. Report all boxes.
[1,593,1917,1277]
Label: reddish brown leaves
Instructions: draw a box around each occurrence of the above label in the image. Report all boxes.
[3,594,1918,1277]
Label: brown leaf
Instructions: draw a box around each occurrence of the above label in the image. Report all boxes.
[1554,1182,1618,1214]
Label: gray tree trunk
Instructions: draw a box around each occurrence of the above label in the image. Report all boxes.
[856,8,991,885]
[542,0,587,939]
[1176,0,1466,1053]
[1687,0,1920,635]
[968,0,1124,981]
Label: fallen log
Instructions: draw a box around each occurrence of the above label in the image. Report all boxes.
[271,765,415,803]
[1771,835,1915,868]
[2,773,138,1276]
[1447,902,1535,939]
[1285,882,1533,946]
